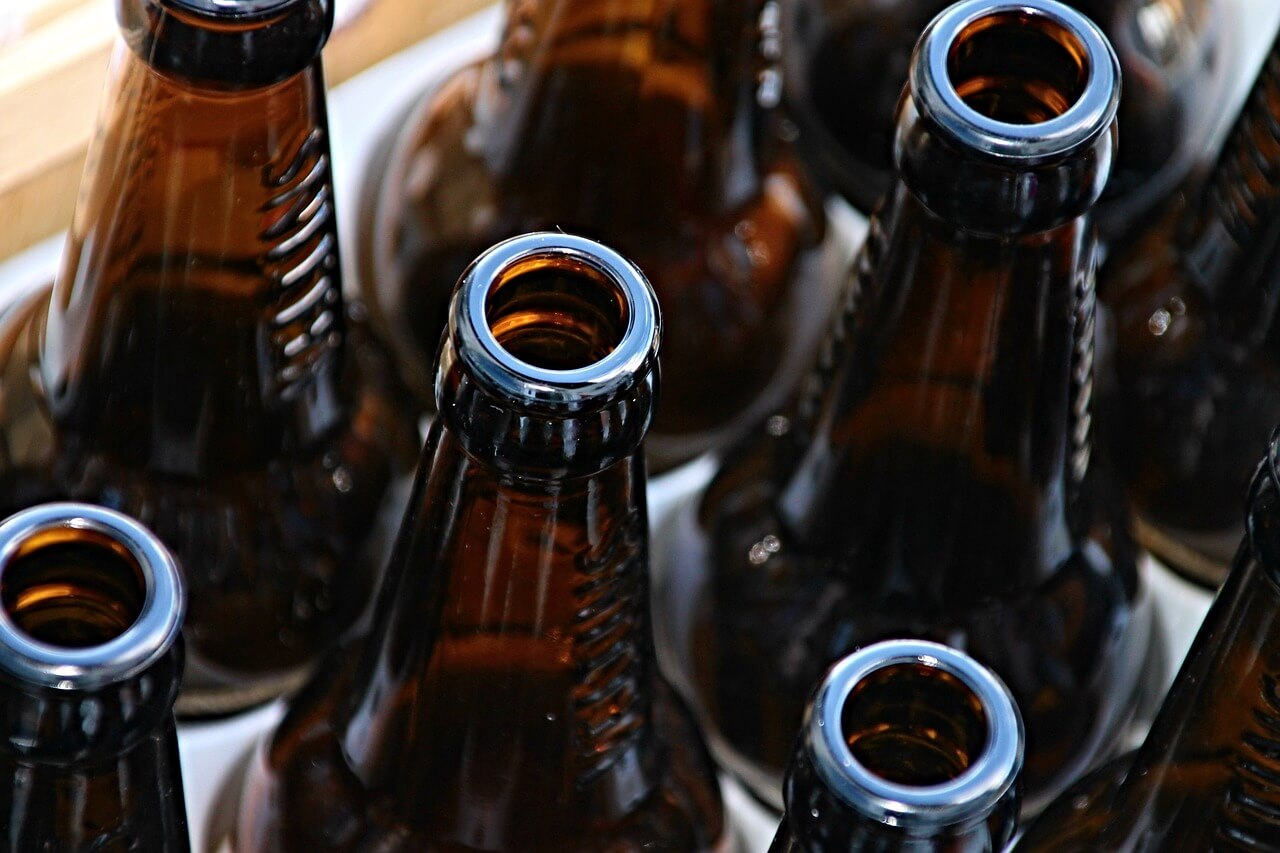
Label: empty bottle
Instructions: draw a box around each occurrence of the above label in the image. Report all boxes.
[1015,428,1280,850]
[1104,27,1280,588]
[360,0,842,470]
[0,0,420,715]
[0,503,189,851]
[783,0,1231,245]
[230,233,729,852]
[770,640,1023,853]
[656,0,1160,815]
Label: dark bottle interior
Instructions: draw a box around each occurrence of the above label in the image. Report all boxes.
[770,641,1022,853]
[0,0,420,716]
[1016,430,1280,850]
[1104,30,1280,588]
[655,0,1160,816]
[231,233,728,852]
[360,0,842,470]
[0,503,190,852]
[783,0,1231,245]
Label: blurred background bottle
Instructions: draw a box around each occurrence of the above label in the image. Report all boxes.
[0,503,188,851]
[770,640,1022,853]
[782,0,1232,247]
[656,0,1160,816]
[0,0,420,716]
[232,233,729,851]
[1103,28,1280,588]
[359,0,843,470]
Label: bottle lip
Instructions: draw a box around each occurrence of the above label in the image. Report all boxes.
[450,232,661,414]
[806,639,1024,830]
[911,0,1120,163]
[0,503,185,691]
[159,0,297,18]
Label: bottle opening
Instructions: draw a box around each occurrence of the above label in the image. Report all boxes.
[946,11,1088,124]
[842,661,988,786]
[485,260,630,371]
[2,531,146,649]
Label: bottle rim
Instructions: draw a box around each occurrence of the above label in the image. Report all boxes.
[160,0,299,18]
[450,232,661,413]
[0,503,185,691]
[806,639,1024,830]
[911,0,1120,163]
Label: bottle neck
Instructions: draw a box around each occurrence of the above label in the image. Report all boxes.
[338,422,661,842]
[42,43,346,474]
[473,0,776,216]
[1097,460,1280,845]
[1184,38,1280,346]
[0,648,187,849]
[782,184,1098,592]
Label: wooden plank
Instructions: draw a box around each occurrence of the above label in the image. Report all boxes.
[0,0,492,261]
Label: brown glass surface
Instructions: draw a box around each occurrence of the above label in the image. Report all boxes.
[0,31,419,714]
[1015,453,1280,850]
[784,0,1230,244]
[1104,38,1280,588]
[657,8,1159,816]
[229,240,727,852]
[0,517,189,852]
[361,0,840,470]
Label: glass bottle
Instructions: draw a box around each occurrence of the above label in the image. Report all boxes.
[0,502,189,851]
[229,232,729,852]
[360,0,842,470]
[0,0,420,716]
[782,0,1231,245]
[1103,28,1280,588]
[1015,428,1280,850]
[770,640,1023,853]
[655,0,1160,816]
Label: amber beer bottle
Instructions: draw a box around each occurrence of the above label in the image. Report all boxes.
[1103,29,1280,588]
[770,641,1023,853]
[360,0,841,470]
[0,0,419,715]
[656,0,1160,816]
[231,233,728,852]
[0,503,189,851]
[1015,430,1280,850]
[783,0,1229,244]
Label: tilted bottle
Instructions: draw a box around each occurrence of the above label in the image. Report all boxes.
[1103,27,1280,588]
[770,640,1023,853]
[0,0,419,715]
[230,233,729,852]
[655,0,1160,815]
[782,0,1231,245]
[0,503,189,851]
[1015,428,1280,850]
[360,0,842,470]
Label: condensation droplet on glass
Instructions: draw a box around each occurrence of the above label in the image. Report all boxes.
[1168,296,1186,316]
[810,808,820,819]
[757,69,782,109]
[779,118,799,142]
[1072,795,1090,811]
[766,414,790,436]
[1148,309,1171,336]
[749,534,782,564]
[332,466,353,493]
[546,712,557,722]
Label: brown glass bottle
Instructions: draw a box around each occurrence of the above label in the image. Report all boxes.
[0,0,419,716]
[1103,28,1280,588]
[783,0,1231,245]
[360,0,841,470]
[770,641,1023,853]
[655,0,1161,816]
[228,233,729,852]
[1014,429,1280,850]
[0,502,189,852]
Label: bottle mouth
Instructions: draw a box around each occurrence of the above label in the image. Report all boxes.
[0,504,184,691]
[911,0,1119,162]
[806,639,1023,830]
[450,232,661,414]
